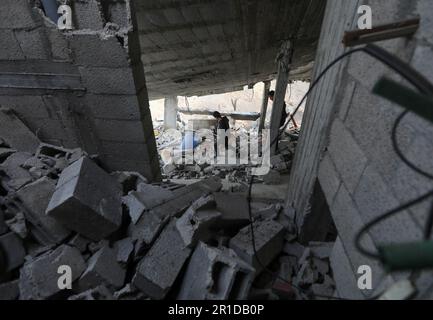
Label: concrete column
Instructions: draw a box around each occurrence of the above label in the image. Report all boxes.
[259,80,271,133]
[164,96,178,129]
[269,41,293,154]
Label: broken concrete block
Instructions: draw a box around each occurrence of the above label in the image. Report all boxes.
[129,177,222,251]
[46,157,122,241]
[88,239,110,254]
[214,192,250,228]
[114,237,134,265]
[68,234,91,253]
[163,163,176,175]
[0,280,19,300]
[114,283,147,300]
[137,183,175,206]
[36,143,72,161]
[16,177,70,245]
[229,220,285,273]
[132,220,192,299]
[178,242,255,300]
[176,195,221,248]
[0,152,33,190]
[78,246,126,291]
[111,171,148,195]
[5,212,27,239]
[68,285,113,300]
[123,183,175,224]
[19,245,86,300]
[0,108,40,153]
[122,192,146,224]
[0,232,25,272]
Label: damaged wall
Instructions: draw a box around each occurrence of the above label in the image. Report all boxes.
[0,0,160,180]
[288,0,433,299]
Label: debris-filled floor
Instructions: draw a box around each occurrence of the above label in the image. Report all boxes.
[0,114,336,300]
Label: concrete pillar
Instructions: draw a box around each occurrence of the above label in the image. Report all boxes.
[164,96,178,129]
[259,81,271,133]
[269,41,293,154]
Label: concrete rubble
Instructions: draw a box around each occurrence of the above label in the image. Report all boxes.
[0,117,335,300]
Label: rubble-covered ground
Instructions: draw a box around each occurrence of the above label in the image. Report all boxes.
[0,110,336,300]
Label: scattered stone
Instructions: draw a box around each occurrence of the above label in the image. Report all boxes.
[46,157,122,241]
[214,192,250,228]
[178,242,255,300]
[68,285,113,300]
[0,152,33,190]
[122,192,146,224]
[114,283,147,300]
[0,232,26,272]
[19,245,86,300]
[5,212,27,239]
[229,220,285,273]
[68,234,91,253]
[132,220,192,299]
[176,195,221,248]
[111,171,148,195]
[114,237,134,265]
[79,246,126,291]
[17,177,70,245]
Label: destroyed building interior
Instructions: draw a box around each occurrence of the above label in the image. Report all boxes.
[1,0,433,301]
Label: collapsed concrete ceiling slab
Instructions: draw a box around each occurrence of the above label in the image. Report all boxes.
[133,0,326,99]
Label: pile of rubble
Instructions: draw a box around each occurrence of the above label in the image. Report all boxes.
[0,110,334,300]
[155,127,300,187]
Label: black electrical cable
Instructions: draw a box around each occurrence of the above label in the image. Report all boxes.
[354,189,433,259]
[391,110,433,180]
[272,48,364,149]
[247,175,349,300]
[245,48,365,301]
[247,43,433,300]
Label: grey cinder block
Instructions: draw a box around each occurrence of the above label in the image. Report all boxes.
[176,195,221,248]
[78,246,126,291]
[17,177,70,245]
[46,157,122,241]
[178,242,255,300]
[229,220,285,274]
[132,220,192,299]
[19,245,86,300]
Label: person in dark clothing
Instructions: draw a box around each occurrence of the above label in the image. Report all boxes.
[212,111,230,152]
[268,91,298,129]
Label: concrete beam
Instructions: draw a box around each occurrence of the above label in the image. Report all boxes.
[269,41,292,154]
[259,80,271,132]
[164,96,178,129]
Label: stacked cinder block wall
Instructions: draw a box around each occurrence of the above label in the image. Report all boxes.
[287,0,433,299]
[0,0,160,180]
